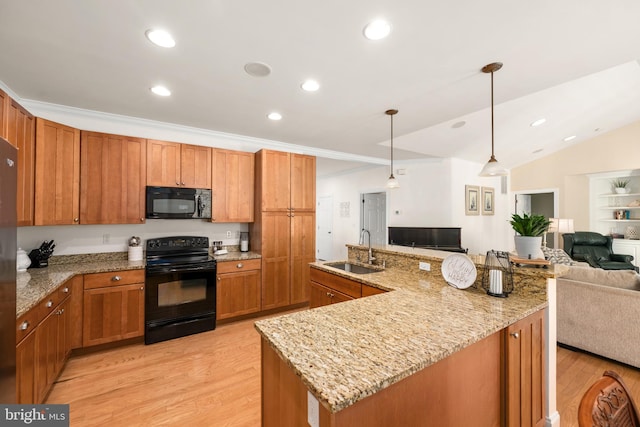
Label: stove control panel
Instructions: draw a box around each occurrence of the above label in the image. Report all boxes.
[146,236,210,252]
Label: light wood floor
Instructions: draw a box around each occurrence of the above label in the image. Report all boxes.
[47,312,640,427]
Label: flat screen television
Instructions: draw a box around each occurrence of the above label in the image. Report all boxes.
[388,227,466,253]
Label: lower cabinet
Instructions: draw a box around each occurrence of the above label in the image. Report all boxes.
[216,259,261,320]
[505,309,546,427]
[309,267,386,308]
[83,270,145,347]
[15,281,74,404]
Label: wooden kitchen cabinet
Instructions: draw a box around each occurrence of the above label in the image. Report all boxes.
[16,280,73,404]
[505,308,546,427]
[309,281,354,308]
[146,139,211,188]
[250,149,316,310]
[34,118,80,225]
[211,148,254,222]
[6,97,35,226]
[309,267,362,308]
[83,270,145,347]
[216,258,261,320]
[0,88,8,139]
[80,131,147,224]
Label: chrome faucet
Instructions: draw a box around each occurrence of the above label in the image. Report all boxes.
[359,229,375,265]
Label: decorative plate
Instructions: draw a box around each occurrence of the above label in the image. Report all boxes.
[441,253,477,289]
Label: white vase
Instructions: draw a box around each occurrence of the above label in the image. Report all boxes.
[514,236,544,259]
[614,187,629,194]
[16,248,31,272]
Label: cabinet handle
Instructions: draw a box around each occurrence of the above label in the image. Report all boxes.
[217,277,221,281]
[57,308,64,315]
[74,218,79,223]
[181,182,185,186]
[139,286,144,291]
[140,217,144,222]
[46,300,53,308]
[112,275,121,281]
[237,263,243,269]
[62,287,69,293]
[510,332,519,339]
[176,181,180,186]
[20,321,29,331]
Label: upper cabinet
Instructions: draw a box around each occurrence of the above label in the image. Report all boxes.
[2,93,35,226]
[34,118,80,225]
[258,150,316,212]
[146,139,211,188]
[0,89,8,140]
[211,148,254,222]
[80,131,147,224]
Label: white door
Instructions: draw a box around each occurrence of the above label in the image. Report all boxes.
[316,196,333,261]
[361,192,386,246]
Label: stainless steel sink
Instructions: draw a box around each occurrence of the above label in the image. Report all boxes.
[325,262,382,275]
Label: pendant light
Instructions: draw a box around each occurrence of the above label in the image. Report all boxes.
[385,109,400,188]
[478,62,508,177]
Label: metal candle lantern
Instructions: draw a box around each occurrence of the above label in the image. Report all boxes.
[481,250,514,298]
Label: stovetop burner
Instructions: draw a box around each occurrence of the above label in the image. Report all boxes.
[145,236,213,272]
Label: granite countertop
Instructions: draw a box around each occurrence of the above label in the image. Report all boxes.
[254,255,551,414]
[16,250,261,319]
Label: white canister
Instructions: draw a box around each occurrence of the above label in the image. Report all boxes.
[128,246,143,261]
[17,248,31,272]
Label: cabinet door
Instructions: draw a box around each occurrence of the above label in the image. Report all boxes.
[7,98,35,226]
[505,309,546,427]
[56,298,72,370]
[290,154,315,211]
[34,118,80,225]
[35,309,58,403]
[146,139,181,187]
[211,148,254,222]
[290,212,315,304]
[0,88,8,139]
[80,131,147,224]
[309,281,333,308]
[16,331,36,404]
[259,150,291,212]
[83,283,145,347]
[216,269,261,320]
[180,144,211,188]
[261,212,291,309]
[66,275,84,350]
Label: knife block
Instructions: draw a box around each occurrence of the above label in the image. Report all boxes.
[28,249,50,268]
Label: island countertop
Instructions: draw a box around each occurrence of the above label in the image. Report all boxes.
[254,252,553,414]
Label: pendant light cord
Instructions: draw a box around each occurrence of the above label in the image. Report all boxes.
[490,70,495,160]
[390,113,394,178]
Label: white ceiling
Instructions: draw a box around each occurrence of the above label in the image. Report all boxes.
[1,0,640,173]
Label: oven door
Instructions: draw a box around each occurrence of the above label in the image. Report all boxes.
[145,263,216,344]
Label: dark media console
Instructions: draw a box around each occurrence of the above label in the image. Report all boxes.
[388,227,467,253]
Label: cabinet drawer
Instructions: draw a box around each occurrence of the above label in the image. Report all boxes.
[16,282,70,344]
[217,258,261,274]
[310,268,361,298]
[84,269,144,290]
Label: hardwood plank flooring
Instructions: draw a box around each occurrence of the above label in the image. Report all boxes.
[47,314,640,426]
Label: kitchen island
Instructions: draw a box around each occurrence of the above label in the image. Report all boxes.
[255,245,561,427]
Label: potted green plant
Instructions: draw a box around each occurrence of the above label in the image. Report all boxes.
[510,213,551,259]
[612,178,630,194]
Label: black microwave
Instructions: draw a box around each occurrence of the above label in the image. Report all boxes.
[146,186,212,219]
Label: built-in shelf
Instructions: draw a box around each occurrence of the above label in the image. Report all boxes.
[599,192,640,197]
[590,170,640,237]
[600,206,640,210]
[600,219,640,222]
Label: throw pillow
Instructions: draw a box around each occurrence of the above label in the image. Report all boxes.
[540,247,575,266]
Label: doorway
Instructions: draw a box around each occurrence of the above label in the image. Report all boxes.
[316,196,333,261]
[514,190,558,248]
[360,192,386,246]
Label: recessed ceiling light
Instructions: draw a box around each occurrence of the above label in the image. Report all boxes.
[530,118,546,127]
[244,62,272,77]
[145,29,175,48]
[451,121,466,129]
[363,19,391,40]
[267,112,282,121]
[151,85,171,97]
[301,79,320,92]
[563,135,577,142]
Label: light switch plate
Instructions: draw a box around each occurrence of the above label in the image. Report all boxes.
[307,390,319,427]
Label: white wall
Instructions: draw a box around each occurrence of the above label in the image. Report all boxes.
[317,157,512,260]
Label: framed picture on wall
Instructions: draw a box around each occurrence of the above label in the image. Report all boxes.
[465,185,480,216]
[482,187,495,215]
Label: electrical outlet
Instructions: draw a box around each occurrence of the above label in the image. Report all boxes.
[419,261,430,271]
[226,231,232,238]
